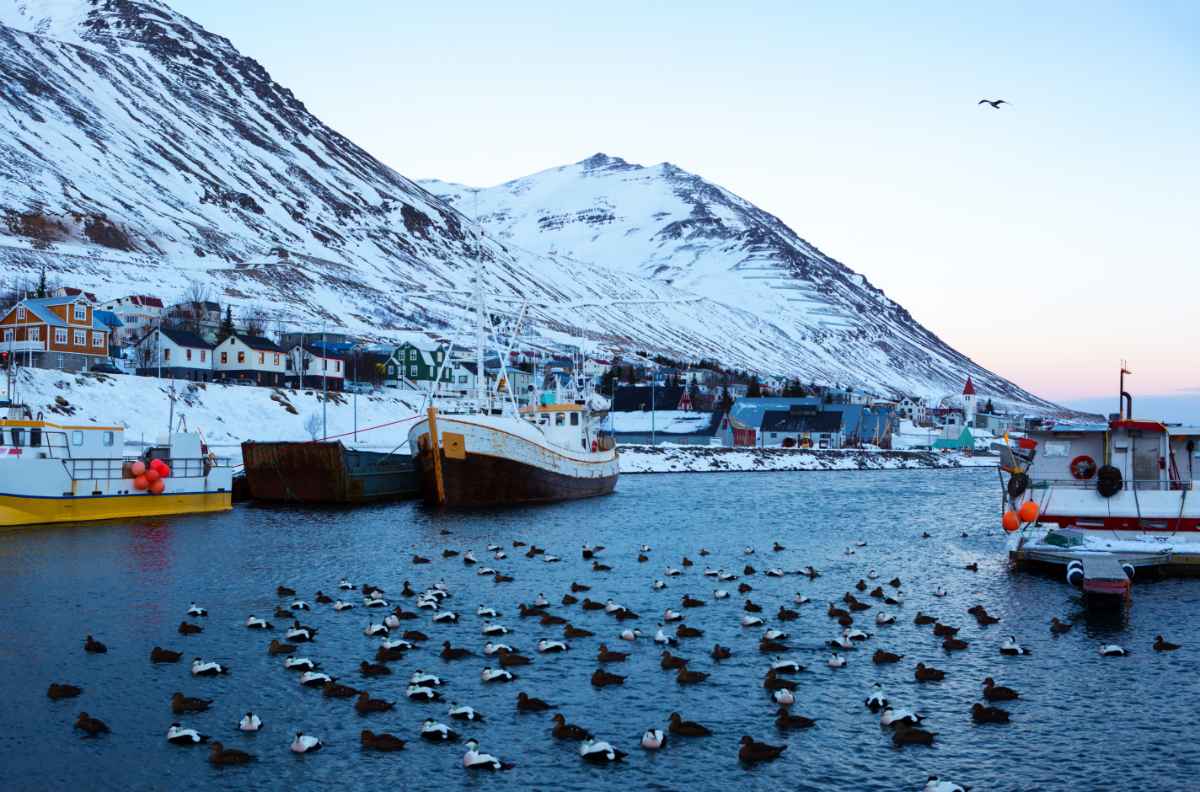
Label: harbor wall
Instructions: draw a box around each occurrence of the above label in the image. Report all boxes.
[617,443,997,473]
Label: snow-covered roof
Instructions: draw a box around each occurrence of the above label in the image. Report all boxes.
[13,296,110,331]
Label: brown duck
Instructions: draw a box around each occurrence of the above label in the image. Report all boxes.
[75,712,109,736]
[744,600,762,613]
[276,585,296,597]
[1050,617,1073,635]
[982,677,1019,701]
[873,649,903,664]
[150,646,182,663]
[738,735,785,763]
[892,726,936,746]
[178,621,202,636]
[660,650,688,670]
[855,579,867,591]
[209,741,254,765]
[84,635,107,654]
[933,623,959,638]
[361,729,406,751]
[274,606,292,619]
[564,624,593,639]
[915,662,945,682]
[777,606,799,622]
[519,603,549,618]
[360,660,391,677]
[677,668,708,685]
[828,603,850,620]
[355,691,395,714]
[942,637,969,652]
[737,582,753,594]
[1155,635,1181,651]
[681,595,705,608]
[597,643,628,663]
[591,669,626,687]
[516,691,553,712]
[759,638,788,653]
[570,581,590,593]
[972,703,1010,724]
[171,692,212,714]
[676,624,704,639]
[763,671,796,691]
[669,712,712,736]
[581,598,605,611]
[712,644,732,660]
[914,612,936,626]
[440,642,472,660]
[561,593,579,606]
[551,713,592,740]
[497,651,531,668]
[48,683,82,700]
[376,645,406,662]
[403,630,428,642]
[268,639,296,656]
[775,706,816,730]
[323,680,358,699]
[540,614,567,626]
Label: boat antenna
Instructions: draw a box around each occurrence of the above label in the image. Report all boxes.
[473,191,486,410]
[1119,361,1133,420]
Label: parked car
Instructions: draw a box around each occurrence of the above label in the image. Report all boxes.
[90,363,123,374]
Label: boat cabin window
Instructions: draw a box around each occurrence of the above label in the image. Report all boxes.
[538,414,548,426]
[10,428,23,447]
[72,431,84,446]
[570,413,580,426]
[30,427,41,447]
[555,413,566,427]
[102,431,114,447]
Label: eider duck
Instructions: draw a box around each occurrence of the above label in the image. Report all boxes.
[322,680,358,699]
[462,739,512,770]
[999,636,1031,656]
[942,637,969,652]
[411,670,442,687]
[360,660,391,677]
[477,605,500,618]
[775,707,816,730]
[971,703,1010,724]
[764,628,788,641]
[876,612,896,626]
[873,649,903,665]
[276,585,296,597]
[290,600,311,611]
[245,616,272,630]
[714,589,730,600]
[1050,617,1072,635]
[580,738,627,764]
[363,622,388,637]
[75,712,109,736]
[668,712,712,736]
[186,603,207,617]
[663,608,683,622]
[564,624,593,639]
[738,735,786,763]
[914,612,936,626]
[652,580,666,590]
[441,642,472,660]
[449,702,484,721]
[406,684,442,702]
[865,684,887,712]
[537,639,568,653]
[618,628,641,641]
[355,691,395,714]
[421,719,459,741]
[654,626,678,646]
[551,713,591,741]
[433,611,459,624]
[483,642,513,656]
[827,652,847,668]
[285,656,318,671]
[1154,635,1181,651]
[681,594,705,608]
[150,646,182,663]
[339,579,355,590]
[590,669,626,687]
[772,688,795,706]
[641,729,666,750]
[892,726,937,746]
[924,775,968,792]
[676,624,704,639]
[208,741,254,765]
[285,625,315,643]
[794,593,810,605]
[239,712,262,732]
[298,671,332,687]
[676,668,708,685]
[361,729,405,751]
[190,657,230,676]
[481,666,514,683]
[712,644,732,660]
[742,615,765,627]
[1099,644,1128,657]
[290,732,323,753]
[915,663,945,682]
[771,658,804,674]
[171,692,212,713]
[48,683,83,700]
[982,677,1019,701]
[880,707,923,727]
[84,635,108,653]
[516,691,553,712]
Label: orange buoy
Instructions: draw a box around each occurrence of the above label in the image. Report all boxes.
[159,463,171,478]
[144,468,161,484]
[130,460,146,477]
[1018,501,1039,523]
[149,479,165,495]
[133,475,149,491]
[150,458,167,473]
[1002,510,1020,532]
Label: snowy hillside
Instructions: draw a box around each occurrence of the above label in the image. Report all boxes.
[0,0,1052,408]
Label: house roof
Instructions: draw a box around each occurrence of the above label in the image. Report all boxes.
[94,310,123,328]
[56,287,99,302]
[14,297,110,332]
[762,409,843,434]
[130,295,164,308]
[612,385,684,412]
[132,328,213,349]
[232,334,284,352]
[291,343,344,361]
[962,376,976,396]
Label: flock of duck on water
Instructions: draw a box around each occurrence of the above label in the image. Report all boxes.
[55,536,1183,791]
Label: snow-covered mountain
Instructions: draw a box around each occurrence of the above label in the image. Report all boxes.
[0,0,1051,407]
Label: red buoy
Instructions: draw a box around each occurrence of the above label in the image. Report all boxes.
[1018,501,1039,523]
[1002,511,1020,532]
[133,475,148,491]
[149,479,165,495]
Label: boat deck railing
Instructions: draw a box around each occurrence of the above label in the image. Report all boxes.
[1035,478,1194,492]
[61,457,232,481]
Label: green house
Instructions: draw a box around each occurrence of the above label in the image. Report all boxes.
[933,427,975,450]
[392,341,453,383]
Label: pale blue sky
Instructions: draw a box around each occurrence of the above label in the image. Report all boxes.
[173,0,1199,411]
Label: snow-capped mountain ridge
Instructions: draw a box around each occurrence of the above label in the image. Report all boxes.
[0,0,1049,407]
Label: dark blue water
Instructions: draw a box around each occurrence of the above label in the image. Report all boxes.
[2,469,1197,791]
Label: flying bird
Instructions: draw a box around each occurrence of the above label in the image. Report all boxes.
[978,99,1007,109]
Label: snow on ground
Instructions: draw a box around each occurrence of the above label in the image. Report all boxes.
[10,368,425,464]
[609,410,711,433]
[617,444,997,473]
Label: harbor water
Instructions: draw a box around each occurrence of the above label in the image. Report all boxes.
[2,468,1197,791]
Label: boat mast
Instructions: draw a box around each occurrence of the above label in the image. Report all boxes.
[473,192,487,410]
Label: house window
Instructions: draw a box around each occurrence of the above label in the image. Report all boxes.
[273,353,279,366]
[29,327,39,341]
[73,329,86,346]
[3,329,11,342]
[409,365,417,377]
[163,349,171,362]
[200,351,206,362]
[409,350,416,361]
[258,352,264,364]
[237,351,245,364]
[73,304,86,322]
[55,327,67,344]
[92,332,103,348]
[458,375,467,384]
[322,359,327,371]
[16,306,25,320]
[186,349,192,361]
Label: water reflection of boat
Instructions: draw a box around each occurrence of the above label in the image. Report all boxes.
[241,441,420,504]
[0,405,232,527]
[1000,368,1200,599]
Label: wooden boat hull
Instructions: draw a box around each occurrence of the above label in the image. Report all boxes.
[0,491,230,528]
[241,441,420,504]
[410,414,619,508]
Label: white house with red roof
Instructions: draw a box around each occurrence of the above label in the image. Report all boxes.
[97,294,164,346]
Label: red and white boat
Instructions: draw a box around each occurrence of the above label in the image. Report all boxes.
[1000,372,1200,583]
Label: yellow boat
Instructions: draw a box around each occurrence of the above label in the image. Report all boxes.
[0,405,232,527]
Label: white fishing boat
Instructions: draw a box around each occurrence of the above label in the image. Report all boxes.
[0,404,233,527]
[999,367,1200,596]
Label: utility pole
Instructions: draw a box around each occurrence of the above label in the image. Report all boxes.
[352,351,358,443]
[651,362,657,446]
[321,323,327,441]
